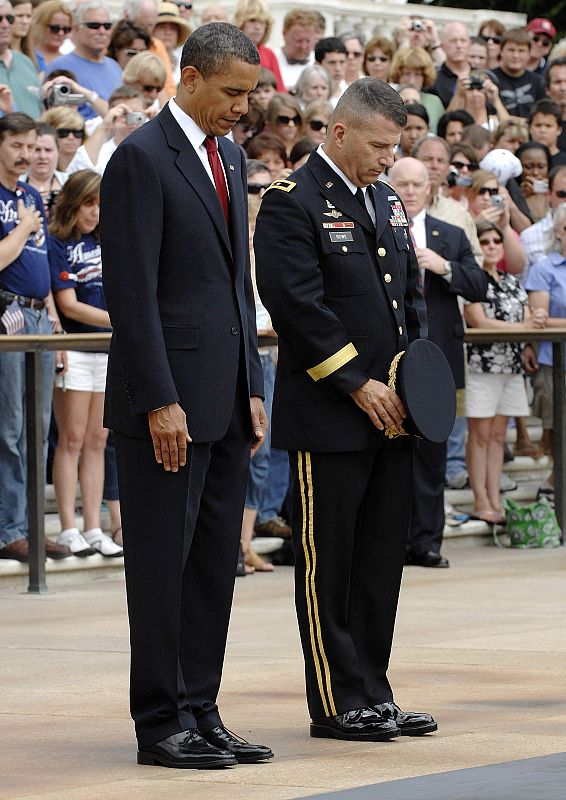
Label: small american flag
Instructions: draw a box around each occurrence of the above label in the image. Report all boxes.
[1,299,25,335]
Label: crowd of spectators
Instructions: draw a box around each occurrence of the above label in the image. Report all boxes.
[0,1,565,570]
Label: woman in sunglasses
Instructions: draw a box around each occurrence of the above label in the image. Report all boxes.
[463,219,539,525]
[41,106,86,172]
[30,0,72,75]
[466,168,526,273]
[107,19,150,70]
[122,51,167,111]
[477,19,505,70]
[302,99,331,147]
[363,35,393,83]
[389,47,445,133]
[264,92,303,156]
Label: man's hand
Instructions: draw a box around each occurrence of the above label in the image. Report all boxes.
[250,396,268,456]
[523,344,538,373]
[0,83,13,114]
[414,247,448,275]
[148,402,191,472]
[17,199,42,234]
[351,379,406,432]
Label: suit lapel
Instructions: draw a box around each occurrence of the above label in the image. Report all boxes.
[370,184,392,241]
[219,139,243,270]
[159,107,232,258]
[424,214,446,290]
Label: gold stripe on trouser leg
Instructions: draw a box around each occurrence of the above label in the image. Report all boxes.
[305,452,336,716]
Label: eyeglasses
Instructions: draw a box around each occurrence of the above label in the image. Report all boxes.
[142,84,164,93]
[555,189,566,198]
[47,24,71,34]
[247,183,267,195]
[532,34,552,46]
[478,186,499,196]
[56,128,85,139]
[81,21,112,31]
[236,123,257,134]
[479,237,503,246]
[367,55,389,63]
[480,34,501,44]
[308,119,327,132]
[276,114,300,126]
[175,1,193,7]
[452,160,479,171]
[0,14,15,24]
[347,50,363,58]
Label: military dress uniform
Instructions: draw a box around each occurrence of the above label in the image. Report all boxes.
[254,150,428,722]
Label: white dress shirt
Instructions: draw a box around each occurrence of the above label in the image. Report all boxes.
[168,97,229,194]
[316,144,376,224]
[409,208,427,248]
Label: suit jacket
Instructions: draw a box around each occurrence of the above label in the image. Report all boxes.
[254,150,428,453]
[423,214,488,389]
[100,104,263,442]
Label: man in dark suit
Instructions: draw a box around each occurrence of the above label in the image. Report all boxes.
[388,157,488,568]
[100,23,273,768]
[255,79,437,742]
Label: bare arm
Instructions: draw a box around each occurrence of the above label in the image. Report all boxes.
[54,287,111,328]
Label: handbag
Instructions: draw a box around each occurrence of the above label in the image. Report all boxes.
[494,497,562,549]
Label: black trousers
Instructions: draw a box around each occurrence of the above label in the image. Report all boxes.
[408,439,447,557]
[114,384,251,748]
[289,447,413,720]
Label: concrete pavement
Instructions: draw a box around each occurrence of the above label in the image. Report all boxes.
[1,542,565,800]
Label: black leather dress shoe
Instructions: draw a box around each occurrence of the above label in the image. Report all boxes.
[407,550,450,568]
[202,726,274,763]
[374,702,438,736]
[137,729,237,768]
[310,707,400,741]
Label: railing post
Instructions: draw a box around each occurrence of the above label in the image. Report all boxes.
[25,349,47,593]
[552,342,565,544]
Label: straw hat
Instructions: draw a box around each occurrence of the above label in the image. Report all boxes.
[155,2,192,45]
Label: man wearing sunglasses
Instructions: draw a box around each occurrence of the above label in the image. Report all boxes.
[48,0,122,121]
[0,1,41,117]
[527,18,556,77]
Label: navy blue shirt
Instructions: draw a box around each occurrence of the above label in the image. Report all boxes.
[0,181,50,299]
[49,232,110,333]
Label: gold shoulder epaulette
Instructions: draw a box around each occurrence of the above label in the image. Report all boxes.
[264,179,297,194]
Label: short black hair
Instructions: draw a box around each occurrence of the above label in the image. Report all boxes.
[528,98,562,127]
[404,103,429,126]
[180,22,259,77]
[289,137,316,165]
[437,110,475,141]
[332,77,407,130]
[516,140,552,174]
[315,37,347,64]
[0,112,36,144]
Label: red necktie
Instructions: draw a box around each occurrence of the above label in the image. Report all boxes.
[204,135,230,227]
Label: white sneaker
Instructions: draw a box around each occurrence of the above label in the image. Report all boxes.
[83,528,124,557]
[57,528,96,557]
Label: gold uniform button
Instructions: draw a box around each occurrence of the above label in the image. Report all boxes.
[342,245,348,252]
[378,247,386,257]
[392,300,398,309]
[384,273,392,283]
[399,326,403,335]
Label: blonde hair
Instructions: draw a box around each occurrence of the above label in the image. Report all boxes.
[122,51,166,86]
[389,47,436,88]
[233,0,272,45]
[266,92,303,128]
[469,168,499,196]
[303,99,332,123]
[282,8,319,34]
[31,0,72,50]
[41,106,85,133]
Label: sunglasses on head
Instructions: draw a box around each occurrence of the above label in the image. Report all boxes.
[143,84,164,92]
[81,21,112,30]
[56,128,84,139]
[452,160,479,171]
[479,236,503,245]
[532,34,552,46]
[367,55,389,63]
[47,23,71,34]
[481,34,501,44]
[0,14,14,23]
[478,186,499,196]
[276,114,300,126]
[247,183,267,195]
[308,119,327,132]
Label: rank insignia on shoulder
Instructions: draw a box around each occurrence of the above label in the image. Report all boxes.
[264,179,296,193]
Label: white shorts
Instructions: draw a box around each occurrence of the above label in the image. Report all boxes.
[54,351,108,393]
[465,372,529,418]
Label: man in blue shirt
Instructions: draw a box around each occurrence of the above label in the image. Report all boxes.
[0,2,41,118]
[0,113,69,562]
[48,0,122,121]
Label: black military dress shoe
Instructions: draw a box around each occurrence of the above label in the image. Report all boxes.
[310,707,400,741]
[374,702,438,735]
[407,550,450,568]
[202,726,274,763]
[137,729,237,768]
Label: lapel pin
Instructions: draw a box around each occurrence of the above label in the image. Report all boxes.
[432,230,440,236]
[326,181,333,188]
[229,164,235,171]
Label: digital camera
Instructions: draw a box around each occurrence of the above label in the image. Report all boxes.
[126,111,147,127]
[47,84,85,108]
[411,20,424,32]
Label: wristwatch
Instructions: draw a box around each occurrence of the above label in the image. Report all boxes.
[443,260,452,278]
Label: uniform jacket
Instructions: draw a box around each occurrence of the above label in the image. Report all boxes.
[423,214,488,389]
[254,150,428,453]
[100,104,263,442]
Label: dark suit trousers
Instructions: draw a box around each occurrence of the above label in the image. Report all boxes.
[289,446,413,720]
[114,380,251,749]
[408,439,447,556]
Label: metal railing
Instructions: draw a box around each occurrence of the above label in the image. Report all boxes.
[1,328,564,592]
